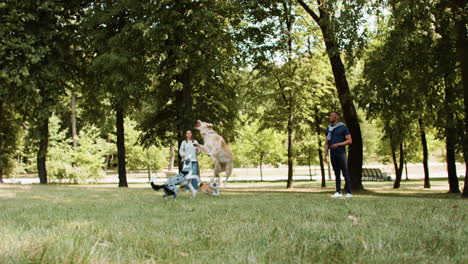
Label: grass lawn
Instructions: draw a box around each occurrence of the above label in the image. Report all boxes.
[0,180,467,264]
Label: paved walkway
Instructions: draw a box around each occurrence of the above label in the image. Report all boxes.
[3,163,464,185]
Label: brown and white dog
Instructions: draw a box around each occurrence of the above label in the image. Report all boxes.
[194,120,234,190]
[199,182,218,195]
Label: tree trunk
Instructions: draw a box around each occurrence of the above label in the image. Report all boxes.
[284,1,294,189]
[147,151,151,182]
[444,77,460,193]
[71,92,77,149]
[260,154,263,182]
[308,146,313,181]
[286,116,294,188]
[451,0,468,198]
[392,142,404,189]
[318,146,326,187]
[314,114,326,187]
[417,119,430,188]
[169,142,175,171]
[402,140,408,181]
[298,0,364,191]
[327,156,332,180]
[37,116,49,184]
[175,69,193,170]
[0,100,3,183]
[104,134,112,170]
[0,149,3,183]
[116,108,128,187]
[391,145,398,187]
[404,155,408,181]
[446,135,460,192]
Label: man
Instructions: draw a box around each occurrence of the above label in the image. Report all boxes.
[324,111,353,198]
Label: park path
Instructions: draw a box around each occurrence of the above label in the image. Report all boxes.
[3,163,464,185]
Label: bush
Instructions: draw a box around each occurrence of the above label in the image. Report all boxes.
[124,118,169,172]
[47,161,105,183]
[46,115,109,182]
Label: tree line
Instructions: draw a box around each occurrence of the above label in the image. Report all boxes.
[0,0,467,197]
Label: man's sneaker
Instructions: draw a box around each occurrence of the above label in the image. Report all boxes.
[346,193,353,198]
[331,192,342,198]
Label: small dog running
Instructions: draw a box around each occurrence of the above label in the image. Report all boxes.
[199,182,220,195]
[150,158,198,200]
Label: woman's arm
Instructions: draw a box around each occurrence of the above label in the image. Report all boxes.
[179,141,186,158]
[194,140,200,153]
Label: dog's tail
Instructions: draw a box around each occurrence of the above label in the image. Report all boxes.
[150,182,163,191]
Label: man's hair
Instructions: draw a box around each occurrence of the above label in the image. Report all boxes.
[330,111,340,117]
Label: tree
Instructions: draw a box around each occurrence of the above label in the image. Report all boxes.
[82,0,150,187]
[448,0,468,198]
[239,0,338,188]
[139,0,241,167]
[297,0,370,191]
[355,0,468,189]
[0,0,88,184]
[356,40,415,188]
[235,116,286,180]
[371,0,467,192]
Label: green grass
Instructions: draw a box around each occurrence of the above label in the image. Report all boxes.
[0,181,467,264]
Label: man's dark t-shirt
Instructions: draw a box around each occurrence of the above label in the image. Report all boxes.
[325,124,350,154]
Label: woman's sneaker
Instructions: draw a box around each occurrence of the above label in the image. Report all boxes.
[345,193,353,198]
[331,192,342,198]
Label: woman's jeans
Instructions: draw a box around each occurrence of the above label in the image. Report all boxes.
[189,161,199,190]
[330,151,352,194]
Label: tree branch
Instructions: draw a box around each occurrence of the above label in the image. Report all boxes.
[297,0,320,25]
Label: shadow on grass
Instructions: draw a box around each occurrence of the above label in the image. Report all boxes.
[222,186,464,200]
[357,189,463,200]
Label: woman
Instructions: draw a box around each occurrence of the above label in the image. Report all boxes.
[179,130,200,190]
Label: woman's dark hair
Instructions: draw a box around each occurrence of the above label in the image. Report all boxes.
[330,111,340,117]
[185,130,193,142]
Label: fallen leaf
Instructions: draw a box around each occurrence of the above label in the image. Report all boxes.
[357,237,368,250]
[348,215,358,225]
[451,204,458,209]
[178,252,189,257]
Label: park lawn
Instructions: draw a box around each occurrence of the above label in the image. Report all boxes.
[0,181,467,264]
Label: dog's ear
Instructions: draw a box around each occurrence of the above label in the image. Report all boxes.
[207,123,213,128]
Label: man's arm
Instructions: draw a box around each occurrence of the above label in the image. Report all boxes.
[330,134,352,149]
[324,136,329,163]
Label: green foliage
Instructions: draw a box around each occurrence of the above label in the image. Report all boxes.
[124,118,168,172]
[295,138,318,166]
[82,0,150,116]
[139,0,242,145]
[0,103,22,177]
[0,0,89,182]
[356,0,466,170]
[1,0,465,185]
[197,152,215,171]
[46,115,109,183]
[232,117,287,168]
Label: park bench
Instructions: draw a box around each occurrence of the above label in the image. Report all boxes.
[362,168,391,181]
